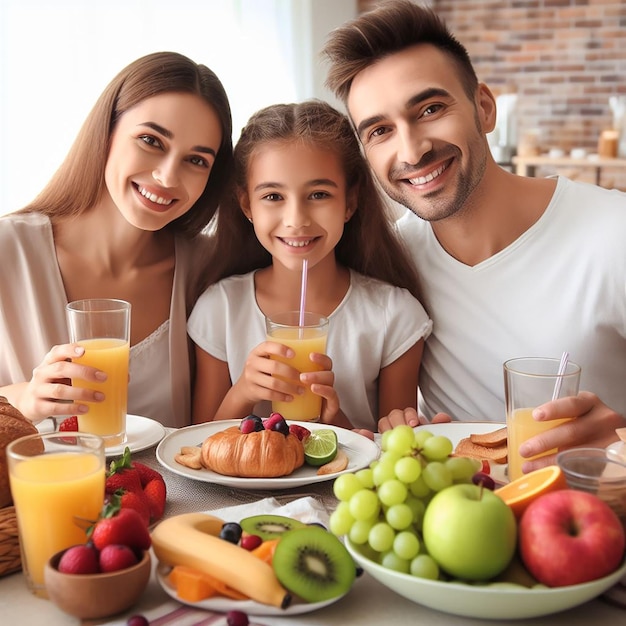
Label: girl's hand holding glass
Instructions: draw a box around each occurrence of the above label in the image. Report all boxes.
[234,340,305,409]
[300,353,352,429]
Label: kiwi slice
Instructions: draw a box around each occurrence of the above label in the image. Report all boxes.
[272,527,356,602]
[239,514,306,541]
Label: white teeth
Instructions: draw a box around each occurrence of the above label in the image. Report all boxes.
[408,163,448,186]
[282,239,313,248]
[138,186,173,205]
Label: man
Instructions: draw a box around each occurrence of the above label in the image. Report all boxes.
[323,0,625,474]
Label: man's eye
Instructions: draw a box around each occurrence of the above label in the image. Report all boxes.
[423,103,444,117]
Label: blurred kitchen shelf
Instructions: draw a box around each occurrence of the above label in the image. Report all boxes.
[513,155,626,187]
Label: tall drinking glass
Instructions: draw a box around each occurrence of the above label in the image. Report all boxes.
[266,311,329,421]
[66,298,131,447]
[504,357,581,481]
[7,432,105,597]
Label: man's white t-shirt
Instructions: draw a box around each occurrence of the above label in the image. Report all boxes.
[188,269,432,430]
[397,177,626,423]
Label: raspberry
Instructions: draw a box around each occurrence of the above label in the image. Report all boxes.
[264,412,289,435]
[240,414,264,434]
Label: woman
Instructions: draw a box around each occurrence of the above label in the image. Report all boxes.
[0,51,234,428]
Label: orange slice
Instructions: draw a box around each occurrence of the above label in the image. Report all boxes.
[494,465,568,518]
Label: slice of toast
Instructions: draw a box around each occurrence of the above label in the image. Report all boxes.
[454,437,508,464]
[469,426,508,448]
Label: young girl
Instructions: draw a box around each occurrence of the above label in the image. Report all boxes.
[188,100,431,431]
[0,52,233,428]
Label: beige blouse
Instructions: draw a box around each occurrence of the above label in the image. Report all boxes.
[0,212,211,428]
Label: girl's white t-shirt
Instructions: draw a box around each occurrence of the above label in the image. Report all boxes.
[188,269,432,430]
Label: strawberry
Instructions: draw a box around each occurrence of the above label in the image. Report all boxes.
[106,470,142,495]
[98,544,139,573]
[119,490,151,527]
[143,477,166,523]
[91,507,151,552]
[58,543,100,574]
[106,447,142,494]
[131,461,163,487]
[58,416,78,432]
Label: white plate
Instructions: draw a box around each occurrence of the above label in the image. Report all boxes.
[416,421,508,484]
[156,562,349,616]
[36,413,166,458]
[346,538,626,620]
[156,420,379,489]
[106,414,166,458]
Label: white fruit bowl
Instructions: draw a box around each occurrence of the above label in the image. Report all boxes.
[345,538,626,620]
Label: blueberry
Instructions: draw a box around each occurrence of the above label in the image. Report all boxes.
[220,522,243,544]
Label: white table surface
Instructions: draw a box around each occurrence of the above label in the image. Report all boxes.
[1,435,624,626]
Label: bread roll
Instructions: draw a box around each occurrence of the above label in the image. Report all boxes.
[0,397,38,508]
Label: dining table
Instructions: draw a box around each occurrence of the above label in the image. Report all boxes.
[1,427,624,626]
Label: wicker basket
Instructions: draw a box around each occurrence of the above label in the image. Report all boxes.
[0,506,21,577]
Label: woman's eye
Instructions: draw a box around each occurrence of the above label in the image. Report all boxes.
[189,155,209,168]
[138,134,162,148]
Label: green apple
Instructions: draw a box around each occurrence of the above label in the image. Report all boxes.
[422,483,517,581]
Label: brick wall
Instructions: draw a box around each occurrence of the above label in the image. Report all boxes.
[358,0,626,189]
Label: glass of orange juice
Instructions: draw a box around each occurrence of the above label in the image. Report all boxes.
[504,357,581,481]
[266,311,329,421]
[66,298,131,447]
[7,432,105,597]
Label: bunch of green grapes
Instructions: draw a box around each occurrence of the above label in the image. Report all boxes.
[329,425,481,580]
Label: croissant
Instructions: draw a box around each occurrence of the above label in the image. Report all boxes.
[201,426,304,478]
[0,397,38,508]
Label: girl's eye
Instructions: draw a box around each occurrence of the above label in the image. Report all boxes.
[138,134,162,148]
[262,192,283,202]
[311,191,331,200]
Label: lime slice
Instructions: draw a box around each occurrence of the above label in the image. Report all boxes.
[303,429,338,466]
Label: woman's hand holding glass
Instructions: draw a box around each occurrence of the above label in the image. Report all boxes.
[18,343,105,423]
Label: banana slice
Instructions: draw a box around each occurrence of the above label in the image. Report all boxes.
[316,449,348,475]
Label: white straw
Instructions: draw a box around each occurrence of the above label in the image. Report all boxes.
[298,258,308,327]
[552,351,570,401]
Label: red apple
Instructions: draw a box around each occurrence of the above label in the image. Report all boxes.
[519,489,625,587]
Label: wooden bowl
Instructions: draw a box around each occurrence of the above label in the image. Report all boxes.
[44,548,151,619]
